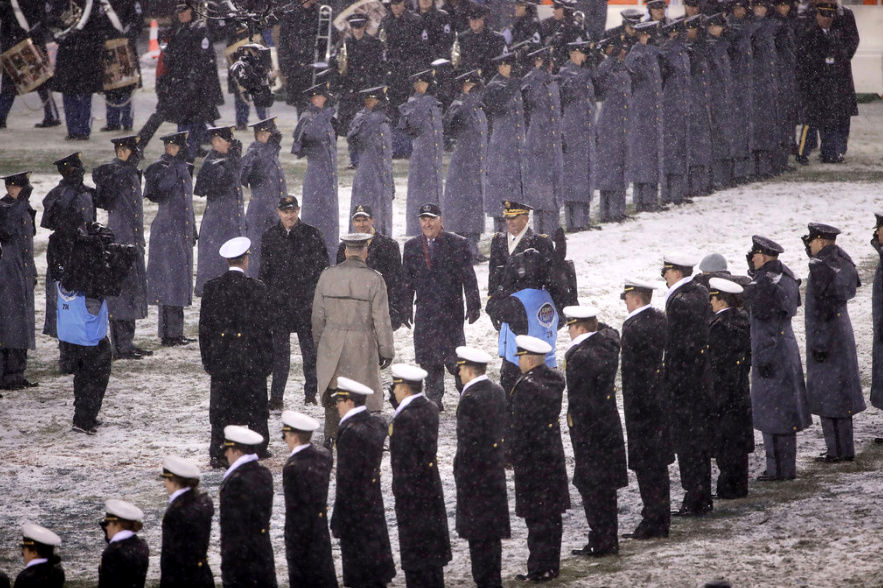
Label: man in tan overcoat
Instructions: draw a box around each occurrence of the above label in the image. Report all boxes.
[312,232,396,445]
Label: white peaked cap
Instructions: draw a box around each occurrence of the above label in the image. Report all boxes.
[456,346,493,365]
[708,277,744,295]
[105,499,144,522]
[515,335,553,355]
[391,364,429,383]
[281,411,321,432]
[224,425,264,446]
[219,236,251,259]
[162,455,201,479]
[335,376,375,396]
[22,523,62,546]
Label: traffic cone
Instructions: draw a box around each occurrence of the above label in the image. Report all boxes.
[148,19,159,54]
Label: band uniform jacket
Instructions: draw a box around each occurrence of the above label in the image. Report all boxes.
[400,231,481,367]
[399,92,445,236]
[46,0,105,95]
[241,140,288,279]
[13,559,65,588]
[510,364,571,519]
[379,10,423,115]
[482,74,527,219]
[805,244,865,419]
[219,459,277,588]
[744,259,812,434]
[454,377,511,540]
[98,534,150,588]
[92,158,148,321]
[160,489,214,588]
[0,189,36,350]
[707,308,754,457]
[872,239,883,410]
[335,33,385,131]
[335,231,404,328]
[144,153,197,308]
[457,27,507,85]
[283,444,337,588]
[312,257,395,411]
[0,0,50,94]
[331,410,396,586]
[348,108,395,236]
[557,60,596,207]
[624,41,664,184]
[565,326,629,494]
[620,306,675,471]
[441,90,488,237]
[194,149,245,297]
[390,395,453,571]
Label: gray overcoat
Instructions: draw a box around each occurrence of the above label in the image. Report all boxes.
[483,74,527,218]
[441,91,487,235]
[704,36,737,162]
[293,104,339,262]
[144,153,196,307]
[241,140,288,278]
[624,42,664,184]
[746,259,812,434]
[522,67,564,211]
[194,149,245,297]
[871,242,883,409]
[399,93,445,236]
[348,107,395,237]
[726,16,755,161]
[749,17,780,153]
[594,56,631,192]
[804,245,865,418]
[687,40,713,170]
[659,38,690,176]
[0,193,36,349]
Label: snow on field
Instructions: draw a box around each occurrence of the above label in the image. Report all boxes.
[1,58,883,586]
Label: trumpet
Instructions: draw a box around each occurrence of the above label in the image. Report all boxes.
[451,31,461,68]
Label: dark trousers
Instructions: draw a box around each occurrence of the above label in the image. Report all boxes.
[62,93,93,138]
[715,450,749,498]
[581,487,619,551]
[732,156,753,180]
[820,121,849,161]
[158,305,185,339]
[233,93,268,127]
[634,462,671,533]
[599,190,626,222]
[422,364,446,405]
[821,416,855,459]
[563,202,588,232]
[468,538,503,588]
[677,445,712,511]
[525,513,562,577]
[110,319,136,354]
[209,375,270,459]
[179,121,209,161]
[661,173,684,205]
[752,150,773,177]
[404,566,444,588]
[533,209,560,235]
[687,165,710,197]
[0,348,27,387]
[271,327,318,401]
[0,85,58,123]
[501,360,521,463]
[63,338,112,429]
[762,432,796,480]
[711,159,733,190]
[633,183,659,211]
[104,85,134,130]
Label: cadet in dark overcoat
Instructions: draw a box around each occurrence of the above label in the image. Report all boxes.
[661,254,714,516]
[98,500,150,588]
[509,336,570,583]
[199,239,274,465]
[159,457,214,588]
[658,23,690,206]
[194,126,245,297]
[400,204,482,408]
[15,523,65,588]
[748,1,780,178]
[457,5,507,84]
[294,82,340,262]
[871,214,883,419]
[280,412,338,588]
[772,1,798,172]
[348,87,395,237]
[330,379,397,587]
[399,71,445,236]
[539,0,583,65]
[389,365,452,587]
[563,308,628,557]
[619,279,673,539]
[260,196,329,408]
[685,16,713,197]
[145,132,197,346]
[745,235,811,481]
[442,70,488,262]
[278,0,321,108]
[803,223,864,461]
[0,172,37,390]
[218,427,277,588]
[703,15,737,189]
[522,48,564,235]
[242,118,288,279]
[92,136,149,359]
[706,278,754,499]
[483,52,527,228]
[624,24,664,212]
[726,2,755,180]
[594,39,632,223]
[453,347,510,588]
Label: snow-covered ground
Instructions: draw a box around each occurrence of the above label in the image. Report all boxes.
[1,51,883,586]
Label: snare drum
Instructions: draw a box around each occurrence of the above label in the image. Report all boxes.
[103,37,140,91]
[0,38,54,95]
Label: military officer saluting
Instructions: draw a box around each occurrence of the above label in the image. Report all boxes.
[280,411,337,588]
[388,364,452,587]
[16,524,65,587]
[330,377,397,588]
[98,499,149,588]
[562,306,628,558]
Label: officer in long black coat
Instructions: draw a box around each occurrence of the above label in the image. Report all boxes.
[219,426,277,588]
[661,254,714,516]
[620,279,673,539]
[330,378,397,587]
[707,278,754,499]
[453,346,510,588]
[563,308,628,557]
[93,135,149,359]
[871,214,883,424]
[509,336,570,583]
[199,238,274,466]
[98,500,150,588]
[280,412,338,588]
[389,365,452,587]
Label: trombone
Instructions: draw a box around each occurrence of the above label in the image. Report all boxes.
[313,4,333,85]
